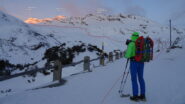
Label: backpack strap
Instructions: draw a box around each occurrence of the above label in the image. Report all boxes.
[134,36,144,62]
[146,37,154,60]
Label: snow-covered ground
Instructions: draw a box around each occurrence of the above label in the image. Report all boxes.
[0,43,185,104]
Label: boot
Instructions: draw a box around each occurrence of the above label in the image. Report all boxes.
[130,96,139,102]
[138,94,146,101]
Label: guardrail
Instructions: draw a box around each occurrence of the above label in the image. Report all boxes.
[0,51,124,83]
[1,36,184,83]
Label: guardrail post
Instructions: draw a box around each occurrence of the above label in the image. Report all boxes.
[84,56,91,72]
[53,60,62,82]
[100,53,105,66]
[120,52,123,58]
[115,52,119,60]
[109,52,113,62]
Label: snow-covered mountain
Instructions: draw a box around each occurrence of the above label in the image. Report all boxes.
[27,13,185,39]
[29,13,185,54]
[0,11,51,65]
[0,10,185,72]
[25,15,66,24]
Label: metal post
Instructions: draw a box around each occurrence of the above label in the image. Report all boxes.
[170,19,172,47]
[84,56,91,72]
[109,52,113,62]
[100,53,105,66]
[102,42,104,51]
[100,42,105,66]
[115,52,119,60]
[53,60,62,82]
[120,52,123,58]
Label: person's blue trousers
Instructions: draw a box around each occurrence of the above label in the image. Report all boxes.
[130,60,145,96]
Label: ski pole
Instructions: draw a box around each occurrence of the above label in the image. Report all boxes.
[118,59,129,94]
[121,67,130,95]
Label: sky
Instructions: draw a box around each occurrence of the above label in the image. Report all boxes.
[0,0,185,27]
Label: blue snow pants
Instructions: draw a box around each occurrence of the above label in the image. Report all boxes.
[130,60,145,96]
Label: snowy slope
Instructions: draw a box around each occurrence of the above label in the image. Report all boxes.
[0,11,50,65]
[32,13,185,40]
[1,11,185,66]
[30,13,185,55]
[0,42,185,104]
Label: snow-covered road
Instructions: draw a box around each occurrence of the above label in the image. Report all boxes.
[1,47,185,104]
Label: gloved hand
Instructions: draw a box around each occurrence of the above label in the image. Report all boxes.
[126,39,131,45]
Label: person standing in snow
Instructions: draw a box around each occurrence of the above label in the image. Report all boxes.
[124,32,146,101]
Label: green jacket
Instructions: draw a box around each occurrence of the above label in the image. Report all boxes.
[124,35,139,58]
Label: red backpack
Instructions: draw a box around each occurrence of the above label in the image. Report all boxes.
[135,36,154,62]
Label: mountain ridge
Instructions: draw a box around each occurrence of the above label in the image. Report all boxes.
[0,10,184,74]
